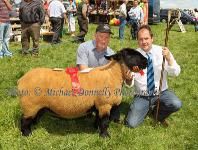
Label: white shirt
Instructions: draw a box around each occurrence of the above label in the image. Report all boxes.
[48,0,66,18]
[131,45,181,96]
[194,12,198,19]
[128,6,144,21]
[119,3,127,18]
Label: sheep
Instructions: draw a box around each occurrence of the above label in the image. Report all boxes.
[18,48,147,138]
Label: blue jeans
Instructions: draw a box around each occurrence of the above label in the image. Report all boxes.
[0,22,12,57]
[119,17,127,40]
[125,90,182,128]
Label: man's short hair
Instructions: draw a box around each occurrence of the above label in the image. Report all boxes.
[137,25,153,38]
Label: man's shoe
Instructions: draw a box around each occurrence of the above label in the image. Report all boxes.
[21,51,29,56]
[57,40,62,43]
[73,39,84,43]
[149,109,169,127]
[4,54,12,57]
[4,51,13,57]
[73,36,85,43]
[159,119,169,127]
[32,52,39,57]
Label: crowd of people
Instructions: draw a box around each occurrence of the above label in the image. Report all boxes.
[0,0,150,58]
[1,0,198,58]
[119,0,147,40]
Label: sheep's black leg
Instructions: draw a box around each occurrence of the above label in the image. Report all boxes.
[32,108,48,124]
[110,105,120,123]
[99,115,110,138]
[94,109,99,129]
[86,106,95,118]
[21,108,47,136]
[21,117,33,136]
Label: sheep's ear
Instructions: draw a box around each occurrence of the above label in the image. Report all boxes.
[104,53,121,61]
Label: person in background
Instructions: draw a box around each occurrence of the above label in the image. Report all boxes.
[67,0,76,37]
[43,0,49,14]
[140,0,148,25]
[100,0,108,12]
[0,0,13,58]
[75,0,89,43]
[43,0,50,33]
[193,8,198,32]
[19,0,45,56]
[128,0,144,40]
[119,0,128,40]
[125,25,182,128]
[76,24,114,71]
[48,0,66,44]
[59,0,66,38]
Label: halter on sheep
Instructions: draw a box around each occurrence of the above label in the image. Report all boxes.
[19,48,147,138]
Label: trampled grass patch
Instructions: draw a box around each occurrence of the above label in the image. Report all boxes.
[0,23,197,150]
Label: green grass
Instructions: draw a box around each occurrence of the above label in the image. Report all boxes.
[0,23,198,150]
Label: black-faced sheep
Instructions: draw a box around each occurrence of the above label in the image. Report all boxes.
[18,48,147,138]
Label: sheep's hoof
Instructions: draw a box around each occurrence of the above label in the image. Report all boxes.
[22,129,32,136]
[100,131,110,138]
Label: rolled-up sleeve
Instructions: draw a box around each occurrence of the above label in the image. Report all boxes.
[165,53,181,76]
[76,44,88,66]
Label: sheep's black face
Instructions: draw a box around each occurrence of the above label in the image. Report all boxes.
[105,48,147,71]
[120,48,147,71]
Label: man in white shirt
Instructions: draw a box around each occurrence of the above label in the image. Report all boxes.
[48,0,66,44]
[119,0,128,40]
[125,25,182,127]
[128,0,144,39]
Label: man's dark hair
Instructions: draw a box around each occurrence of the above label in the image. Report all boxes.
[137,25,153,38]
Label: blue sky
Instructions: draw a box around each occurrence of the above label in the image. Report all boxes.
[161,0,198,9]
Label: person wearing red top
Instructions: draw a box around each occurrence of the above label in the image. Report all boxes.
[43,0,49,13]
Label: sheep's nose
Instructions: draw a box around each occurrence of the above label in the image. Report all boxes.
[145,59,148,66]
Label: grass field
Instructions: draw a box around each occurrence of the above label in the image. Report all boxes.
[0,23,197,150]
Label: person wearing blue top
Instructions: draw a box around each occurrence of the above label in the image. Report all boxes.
[128,0,144,40]
[76,24,114,71]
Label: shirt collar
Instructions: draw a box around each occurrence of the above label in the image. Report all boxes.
[139,45,153,57]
